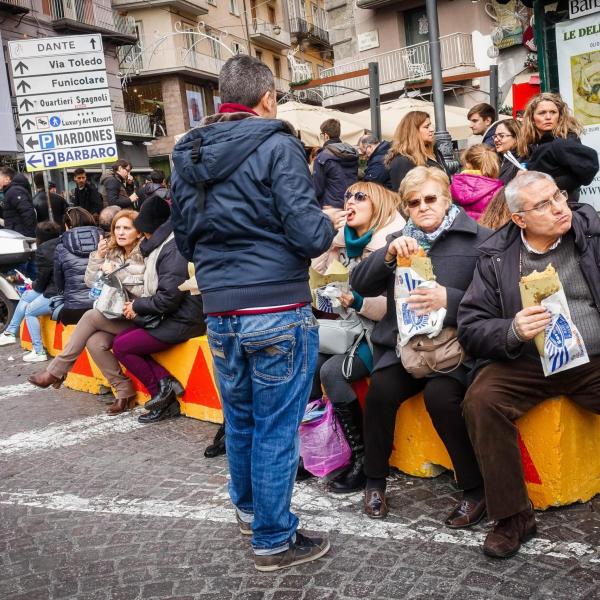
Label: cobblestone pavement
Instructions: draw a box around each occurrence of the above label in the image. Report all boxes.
[1,344,599,600]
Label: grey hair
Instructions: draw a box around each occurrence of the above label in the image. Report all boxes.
[219,55,274,108]
[505,171,555,213]
[359,133,380,146]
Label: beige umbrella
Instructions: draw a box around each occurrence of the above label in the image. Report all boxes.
[276,101,366,147]
[355,98,474,142]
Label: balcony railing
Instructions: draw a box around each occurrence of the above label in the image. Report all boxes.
[113,111,152,138]
[49,0,137,42]
[111,0,207,13]
[288,16,330,48]
[250,19,291,50]
[320,32,474,101]
[0,0,30,14]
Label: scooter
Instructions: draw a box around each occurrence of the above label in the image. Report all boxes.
[0,229,36,332]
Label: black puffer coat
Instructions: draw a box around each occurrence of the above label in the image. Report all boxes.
[33,190,68,226]
[32,237,61,298]
[2,173,36,237]
[133,221,205,345]
[54,226,102,309]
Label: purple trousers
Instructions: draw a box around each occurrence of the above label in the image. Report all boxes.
[112,327,174,395]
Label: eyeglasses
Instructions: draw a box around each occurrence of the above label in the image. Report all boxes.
[405,194,439,210]
[493,133,514,140]
[344,191,369,203]
[518,190,569,214]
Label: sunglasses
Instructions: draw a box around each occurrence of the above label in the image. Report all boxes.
[344,191,369,203]
[405,194,439,210]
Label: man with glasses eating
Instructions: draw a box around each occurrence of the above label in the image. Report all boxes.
[458,171,600,558]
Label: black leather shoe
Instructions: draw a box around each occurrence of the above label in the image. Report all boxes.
[138,399,180,423]
[296,457,314,481]
[204,424,226,458]
[144,376,183,412]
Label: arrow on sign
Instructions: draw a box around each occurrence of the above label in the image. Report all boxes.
[19,98,34,111]
[26,155,42,169]
[21,118,35,131]
[90,38,97,49]
[26,137,39,150]
[14,61,29,75]
[17,80,31,93]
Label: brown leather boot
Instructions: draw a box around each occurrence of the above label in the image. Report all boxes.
[106,395,137,416]
[483,506,536,558]
[28,371,64,389]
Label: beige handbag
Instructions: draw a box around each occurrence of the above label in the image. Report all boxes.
[400,327,464,378]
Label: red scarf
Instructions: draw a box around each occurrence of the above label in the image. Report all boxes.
[218,103,257,115]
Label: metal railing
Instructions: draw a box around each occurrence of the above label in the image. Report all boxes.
[49,0,136,37]
[320,32,474,99]
[288,16,329,45]
[251,19,291,47]
[112,111,151,137]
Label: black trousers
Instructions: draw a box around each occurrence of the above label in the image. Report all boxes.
[363,362,483,491]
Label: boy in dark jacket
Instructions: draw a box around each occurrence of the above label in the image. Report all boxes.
[0,167,36,237]
[170,54,335,572]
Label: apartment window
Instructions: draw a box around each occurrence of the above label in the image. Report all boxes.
[267,5,276,24]
[273,56,281,78]
[255,50,263,62]
[229,0,239,15]
[209,33,222,60]
[232,42,245,55]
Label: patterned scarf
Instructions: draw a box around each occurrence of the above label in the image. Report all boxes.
[402,204,460,252]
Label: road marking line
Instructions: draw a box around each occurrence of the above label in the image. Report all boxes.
[0,413,144,455]
[0,487,596,563]
[0,382,36,401]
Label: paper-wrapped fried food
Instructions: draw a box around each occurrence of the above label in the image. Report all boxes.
[397,247,435,281]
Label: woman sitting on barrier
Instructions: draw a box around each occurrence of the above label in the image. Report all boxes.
[53,207,102,325]
[0,221,61,361]
[350,166,491,526]
[112,196,205,424]
[309,182,405,493]
[29,209,146,415]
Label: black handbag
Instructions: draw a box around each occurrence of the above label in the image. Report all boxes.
[132,313,162,329]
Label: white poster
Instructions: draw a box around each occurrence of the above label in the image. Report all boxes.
[555,16,600,208]
[0,31,19,153]
[186,89,205,128]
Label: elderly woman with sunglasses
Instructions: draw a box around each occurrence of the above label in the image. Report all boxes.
[350,166,491,527]
[310,182,405,492]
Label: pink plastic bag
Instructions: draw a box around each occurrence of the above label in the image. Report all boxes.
[299,399,351,477]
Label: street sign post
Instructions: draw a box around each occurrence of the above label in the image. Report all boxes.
[8,34,117,174]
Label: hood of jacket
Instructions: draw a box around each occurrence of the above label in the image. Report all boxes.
[319,141,359,164]
[173,113,297,187]
[6,173,31,193]
[450,173,504,207]
[142,182,168,199]
[62,226,102,257]
[477,202,600,257]
[331,211,406,251]
[140,221,173,257]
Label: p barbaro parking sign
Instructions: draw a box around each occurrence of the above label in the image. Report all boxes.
[8,34,118,172]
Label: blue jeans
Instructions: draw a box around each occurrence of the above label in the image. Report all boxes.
[7,289,51,353]
[206,306,318,555]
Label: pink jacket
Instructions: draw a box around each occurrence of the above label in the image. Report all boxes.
[311,212,406,322]
[450,172,504,221]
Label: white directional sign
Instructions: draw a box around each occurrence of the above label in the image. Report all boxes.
[9,34,117,172]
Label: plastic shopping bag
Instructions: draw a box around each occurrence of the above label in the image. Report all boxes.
[299,399,351,477]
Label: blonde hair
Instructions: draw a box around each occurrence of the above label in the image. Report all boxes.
[478,188,510,230]
[461,144,500,179]
[384,111,434,168]
[107,209,140,254]
[398,167,451,217]
[345,181,400,233]
[517,92,583,157]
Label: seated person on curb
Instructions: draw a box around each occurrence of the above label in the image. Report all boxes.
[112,196,205,424]
[54,207,103,325]
[350,166,491,525]
[309,182,405,492]
[457,171,600,559]
[0,221,61,361]
[28,210,146,416]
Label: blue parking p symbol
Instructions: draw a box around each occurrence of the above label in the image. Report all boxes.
[43,153,57,168]
[39,133,55,150]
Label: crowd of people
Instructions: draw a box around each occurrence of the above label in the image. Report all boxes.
[1,53,599,573]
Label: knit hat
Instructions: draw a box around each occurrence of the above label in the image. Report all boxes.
[133,195,171,234]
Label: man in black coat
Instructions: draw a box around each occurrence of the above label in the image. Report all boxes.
[0,167,36,237]
[457,171,600,559]
[32,172,68,227]
[71,168,103,217]
[358,134,391,189]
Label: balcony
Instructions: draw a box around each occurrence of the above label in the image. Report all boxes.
[0,0,30,14]
[112,0,207,15]
[320,32,475,106]
[49,0,137,44]
[274,76,291,93]
[250,19,291,51]
[289,16,330,49]
[113,111,152,139]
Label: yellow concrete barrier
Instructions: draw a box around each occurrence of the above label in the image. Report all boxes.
[22,316,600,509]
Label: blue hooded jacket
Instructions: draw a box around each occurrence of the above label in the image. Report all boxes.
[170,113,335,314]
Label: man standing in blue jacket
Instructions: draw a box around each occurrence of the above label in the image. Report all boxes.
[170,55,336,572]
[358,133,392,189]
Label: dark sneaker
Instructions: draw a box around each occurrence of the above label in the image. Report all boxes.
[236,511,252,536]
[254,531,330,572]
